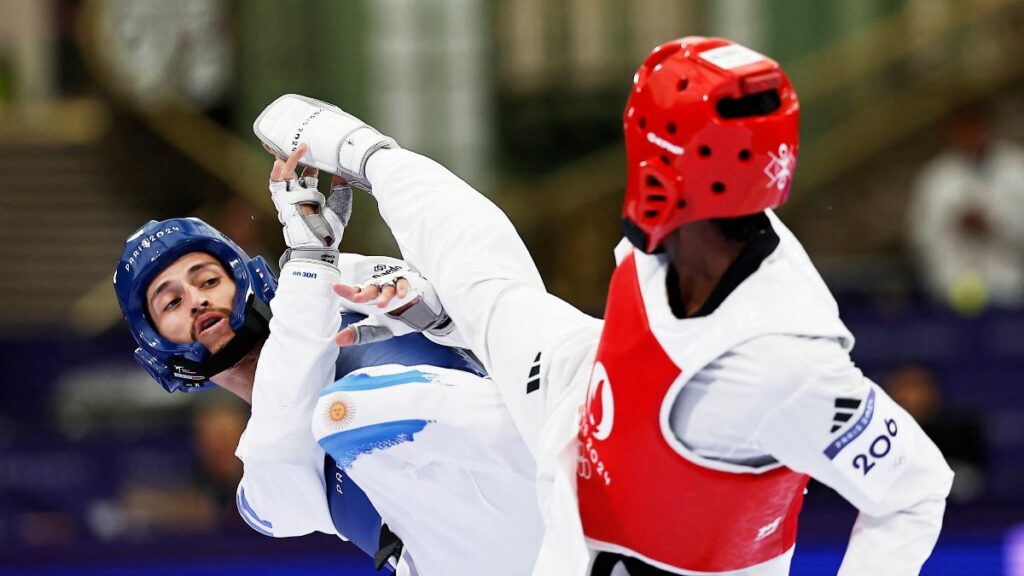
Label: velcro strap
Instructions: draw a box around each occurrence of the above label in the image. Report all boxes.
[426,313,455,337]
[352,323,393,345]
[390,297,441,332]
[282,186,325,206]
[279,248,339,269]
[300,213,337,246]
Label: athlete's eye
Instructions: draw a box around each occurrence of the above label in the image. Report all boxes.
[163,297,181,312]
[202,277,220,288]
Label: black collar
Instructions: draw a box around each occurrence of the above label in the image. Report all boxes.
[666,218,781,319]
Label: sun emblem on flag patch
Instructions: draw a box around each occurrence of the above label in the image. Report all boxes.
[320,393,355,430]
[330,401,348,421]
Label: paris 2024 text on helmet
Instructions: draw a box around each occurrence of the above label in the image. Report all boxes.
[113,217,278,393]
[622,36,800,253]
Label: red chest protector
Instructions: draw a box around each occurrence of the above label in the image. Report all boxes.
[577,254,809,573]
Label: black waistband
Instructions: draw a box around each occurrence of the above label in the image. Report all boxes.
[591,552,680,576]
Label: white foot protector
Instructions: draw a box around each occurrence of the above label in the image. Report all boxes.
[253,94,398,189]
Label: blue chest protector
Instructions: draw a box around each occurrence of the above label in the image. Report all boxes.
[324,314,484,569]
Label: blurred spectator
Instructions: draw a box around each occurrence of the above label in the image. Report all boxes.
[885,363,987,502]
[97,397,248,540]
[211,195,274,259]
[907,104,1024,313]
[189,398,247,528]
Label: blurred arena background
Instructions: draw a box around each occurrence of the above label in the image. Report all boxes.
[1,0,1023,574]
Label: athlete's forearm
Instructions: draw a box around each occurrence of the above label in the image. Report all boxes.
[758,367,953,575]
[235,460,336,538]
[365,148,601,447]
[834,414,952,575]
[240,260,342,464]
[365,148,546,318]
[233,260,344,538]
[838,493,947,576]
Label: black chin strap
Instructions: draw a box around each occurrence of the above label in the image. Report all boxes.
[621,217,664,255]
[168,297,272,384]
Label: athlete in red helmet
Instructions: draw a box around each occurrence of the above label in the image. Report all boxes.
[254,37,953,576]
[620,38,798,253]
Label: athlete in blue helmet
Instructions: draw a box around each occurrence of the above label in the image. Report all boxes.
[115,217,278,393]
[113,147,543,576]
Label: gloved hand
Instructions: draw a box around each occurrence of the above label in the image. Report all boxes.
[270,144,353,268]
[254,94,398,190]
[333,257,454,346]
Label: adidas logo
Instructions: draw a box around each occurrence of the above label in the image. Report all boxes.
[526,352,542,394]
[830,397,862,433]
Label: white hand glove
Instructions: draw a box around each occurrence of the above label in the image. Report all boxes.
[254,94,398,190]
[335,258,454,346]
[271,176,352,268]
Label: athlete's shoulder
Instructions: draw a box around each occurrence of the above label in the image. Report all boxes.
[734,334,861,397]
[742,334,882,460]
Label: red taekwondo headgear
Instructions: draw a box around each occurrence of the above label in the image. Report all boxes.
[621,37,800,253]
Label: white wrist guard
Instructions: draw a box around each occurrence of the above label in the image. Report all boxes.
[279,248,340,270]
[270,174,350,252]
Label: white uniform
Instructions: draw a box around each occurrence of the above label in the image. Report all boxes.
[232,254,543,575]
[361,148,954,576]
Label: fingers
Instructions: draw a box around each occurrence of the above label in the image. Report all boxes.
[377,284,397,308]
[334,282,360,300]
[334,278,409,309]
[270,158,286,182]
[355,285,381,303]
[270,144,307,183]
[334,283,381,304]
[278,143,307,181]
[353,323,395,345]
[335,326,357,347]
[335,323,394,346]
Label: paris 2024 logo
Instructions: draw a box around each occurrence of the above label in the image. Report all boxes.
[579,361,614,485]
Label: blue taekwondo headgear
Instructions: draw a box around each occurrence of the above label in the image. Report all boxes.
[113,217,278,393]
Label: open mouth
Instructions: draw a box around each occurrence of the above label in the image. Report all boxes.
[195,313,226,336]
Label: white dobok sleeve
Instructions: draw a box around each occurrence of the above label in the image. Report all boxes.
[234,259,343,539]
[753,337,953,576]
[365,149,602,450]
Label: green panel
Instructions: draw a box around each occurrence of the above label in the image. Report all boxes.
[764,0,908,67]
[764,0,840,65]
[311,0,371,119]
[235,0,370,137]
